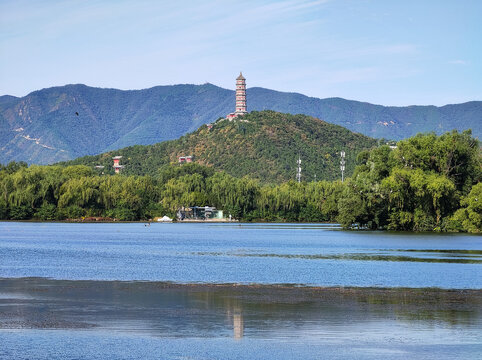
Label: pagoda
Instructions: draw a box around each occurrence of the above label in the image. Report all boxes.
[112,156,124,174]
[226,72,247,120]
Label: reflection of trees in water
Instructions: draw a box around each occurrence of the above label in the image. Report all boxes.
[395,308,476,327]
[1,278,481,335]
[357,289,482,327]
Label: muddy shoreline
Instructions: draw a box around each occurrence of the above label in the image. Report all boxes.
[2,276,481,294]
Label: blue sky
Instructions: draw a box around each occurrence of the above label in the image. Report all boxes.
[1,0,481,105]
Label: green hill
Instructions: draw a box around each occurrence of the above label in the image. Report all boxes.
[62,111,377,183]
[1,83,480,165]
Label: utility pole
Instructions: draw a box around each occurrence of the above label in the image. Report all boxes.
[296,156,302,183]
[340,151,346,183]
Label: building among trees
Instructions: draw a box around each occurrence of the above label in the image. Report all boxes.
[178,155,193,164]
[112,156,124,174]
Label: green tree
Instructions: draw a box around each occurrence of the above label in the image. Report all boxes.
[34,203,59,221]
[449,183,482,233]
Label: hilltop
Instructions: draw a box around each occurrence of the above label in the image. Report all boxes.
[62,111,377,183]
[1,83,480,165]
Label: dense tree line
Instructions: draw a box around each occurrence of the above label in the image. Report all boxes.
[1,130,480,233]
[337,130,480,232]
[0,162,342,223]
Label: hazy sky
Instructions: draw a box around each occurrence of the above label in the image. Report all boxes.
[1,0,481,105]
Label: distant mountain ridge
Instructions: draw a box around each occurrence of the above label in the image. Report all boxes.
[0,83,480,164]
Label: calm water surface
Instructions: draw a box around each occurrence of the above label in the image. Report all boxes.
[0,222,481,359]
[0,222,480,288]
[0,278,481,360]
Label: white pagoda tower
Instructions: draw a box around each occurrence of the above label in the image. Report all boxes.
[226,72,247,120]
[235,72,247,115]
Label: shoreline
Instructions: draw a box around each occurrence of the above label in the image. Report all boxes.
[0,219,336,224]
[0,220,476,231]
[1,276,481,294]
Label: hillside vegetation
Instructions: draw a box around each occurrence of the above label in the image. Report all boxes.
[0,130,480,233]
[1,83,480,164]
[62,111,378,183]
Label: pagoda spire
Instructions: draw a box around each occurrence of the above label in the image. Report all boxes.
[234,72,247,115]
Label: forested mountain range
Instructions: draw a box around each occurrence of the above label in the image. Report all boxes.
[1,83,480,165]
[61,111,377,183]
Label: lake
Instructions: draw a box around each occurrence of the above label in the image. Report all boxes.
[0,222,481,359]
[0,222,480,287]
